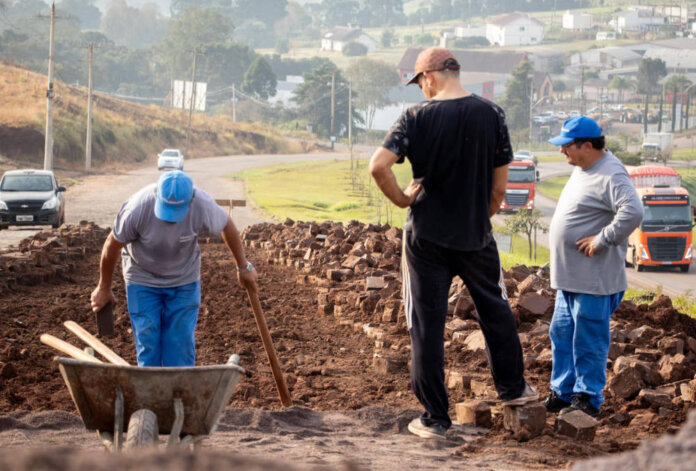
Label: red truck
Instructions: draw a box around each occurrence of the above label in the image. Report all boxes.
[498,159,539,213]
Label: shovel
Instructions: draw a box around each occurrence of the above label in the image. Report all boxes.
[96,302,115,338]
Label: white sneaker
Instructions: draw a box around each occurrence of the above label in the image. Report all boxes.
[501,382,539,406]
[407,418,447,439]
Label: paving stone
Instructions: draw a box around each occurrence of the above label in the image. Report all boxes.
[517,293,552,318]
[658,337,685,356]
[555,410,597,441]
[638,389,673,409]
[679,379,696,402]
[365,276,386,291]
[659,353,694,383]
[517,274,543,295]
[627,325,661,346]
[454,295,475,318]
[613,356,662,386]
[470,379,494,397]
[445,318,469,336]
[608,366,643,399]
[455,401,491,428]
[447,371,471,390]
[503,404,546,440]
[463,330,487,352]
[372,353,407,374]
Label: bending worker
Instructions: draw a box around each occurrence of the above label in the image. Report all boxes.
[369,47,537,440]
[90,170,258,366]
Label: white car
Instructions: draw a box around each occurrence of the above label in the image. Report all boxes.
[157,149,184,171]
[555,111,568,120]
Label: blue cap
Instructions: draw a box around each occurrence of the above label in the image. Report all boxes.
[548,116,603,146]
[155,171,194,222]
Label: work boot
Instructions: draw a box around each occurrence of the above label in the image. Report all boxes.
[543,390,571,413]
[501,382,539,407]
[560,393,600,418]
[407,418,446,439]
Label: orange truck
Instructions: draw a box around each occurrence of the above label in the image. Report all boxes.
[498,159,538,213]
[625,166,694,273]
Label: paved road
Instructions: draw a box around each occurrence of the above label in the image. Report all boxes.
[1,150,693,295]
[494,158,695,296]
[0,151,359,250]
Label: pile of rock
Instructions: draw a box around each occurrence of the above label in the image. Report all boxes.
[0,222,108,295]
[242,220,696,442]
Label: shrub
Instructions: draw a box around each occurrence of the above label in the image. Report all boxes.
[343,41,368,56]
[415,33,435,46]
[615,151,642,165]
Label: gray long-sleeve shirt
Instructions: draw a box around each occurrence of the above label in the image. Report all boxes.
[549,150,643,295]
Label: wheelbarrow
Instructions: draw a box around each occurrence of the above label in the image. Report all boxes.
[41,321,245,451]
[56,355,244,451]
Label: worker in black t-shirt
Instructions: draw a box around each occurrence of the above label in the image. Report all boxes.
[369,47,539,440]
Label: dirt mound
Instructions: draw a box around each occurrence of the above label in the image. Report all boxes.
[0,220,695,468]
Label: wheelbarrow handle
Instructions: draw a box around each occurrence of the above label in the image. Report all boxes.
[245,287,293,408]
[40,334,103,364]
[64,321,130,366]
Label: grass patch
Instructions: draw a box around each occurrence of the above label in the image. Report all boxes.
[537,176,569,201]
[234,158,550,267]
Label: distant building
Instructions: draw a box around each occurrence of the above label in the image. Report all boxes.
[320,26,377,53]
[486,12,544,46]
[570,47,642,69]
[454,24,487,38]
[642,48,696,73]
[611,9,666,34]
[563,11,593,30]
[596,31,618,41]
[526,48,565,72]
[397,47,528,84]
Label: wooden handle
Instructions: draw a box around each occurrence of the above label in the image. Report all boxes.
[245,288,293,408]
[64,321,130,366]
[40,334,103,364]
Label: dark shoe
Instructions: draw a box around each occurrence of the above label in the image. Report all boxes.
[407,418,446,439]
[560,393,600,417]
[501,382,539,406]
[543,390,571,413]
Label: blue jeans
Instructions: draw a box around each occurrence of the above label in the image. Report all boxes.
[549,290,624,410]
[125,281,201,367]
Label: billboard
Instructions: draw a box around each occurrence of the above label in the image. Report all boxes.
[172,80,207,111]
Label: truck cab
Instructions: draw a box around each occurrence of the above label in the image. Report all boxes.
[626,166,694,273]
[498,160,538,213]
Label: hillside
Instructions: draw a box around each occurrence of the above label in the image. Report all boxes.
[0,63,301,171]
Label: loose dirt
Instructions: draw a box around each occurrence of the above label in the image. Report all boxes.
[0,222,694,470]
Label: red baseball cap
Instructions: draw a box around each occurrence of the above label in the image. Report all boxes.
[407,47,460,85]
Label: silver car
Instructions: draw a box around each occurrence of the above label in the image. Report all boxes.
[0,169,66,229]
[157,149,185,171]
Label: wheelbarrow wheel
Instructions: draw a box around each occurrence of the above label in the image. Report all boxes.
[125,409,159,450]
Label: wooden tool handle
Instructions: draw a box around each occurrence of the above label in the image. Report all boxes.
[64,321,130,366]
[245,288,293,408]
[40,334,103,364]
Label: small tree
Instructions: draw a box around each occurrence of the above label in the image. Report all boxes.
[241,56,277,99]
[343,41,368,56]
[504,209,548,260]
[380,29,394,48]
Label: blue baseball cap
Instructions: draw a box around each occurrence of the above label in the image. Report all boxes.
[154,171,194,222]
[548,116,603,146]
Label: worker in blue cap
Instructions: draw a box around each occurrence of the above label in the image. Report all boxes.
[90,170,257,367]
[545,116,641,416]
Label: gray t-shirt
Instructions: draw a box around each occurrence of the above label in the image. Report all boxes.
[549,151,642,295]
[113,184,228,287]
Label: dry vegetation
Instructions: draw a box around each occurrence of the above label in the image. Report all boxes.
[0,63,304,172]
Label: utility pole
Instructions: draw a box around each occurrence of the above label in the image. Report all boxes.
[185,46,203,156]
[528,77,534,142]
[232,82,237,122]
[330,70,335,150]
[85,43,94,172]
[44,2,56,171]
[348,80,353,171]
[672,83,677,133]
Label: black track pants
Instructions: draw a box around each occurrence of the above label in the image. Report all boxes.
[402,229,525,428]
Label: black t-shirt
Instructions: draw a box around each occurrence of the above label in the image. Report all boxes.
[382,94,513,251]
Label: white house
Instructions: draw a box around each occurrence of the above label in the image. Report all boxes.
[563,11,593,30]
[486,12,544,46]
[320,26,377,53]
[611,9,666,34]
[268,75,303,109]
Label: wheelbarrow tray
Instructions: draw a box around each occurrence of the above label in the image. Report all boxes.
[57,358,245,436]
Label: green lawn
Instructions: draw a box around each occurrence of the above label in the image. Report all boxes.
[671,148,696,162]
[537,176,569,200]
[232,158,549,267]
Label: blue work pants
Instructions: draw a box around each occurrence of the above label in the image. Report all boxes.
[549,289,624,410]
[125,281,201,367]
